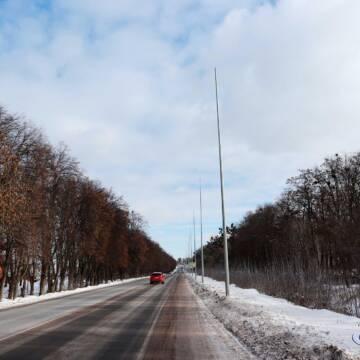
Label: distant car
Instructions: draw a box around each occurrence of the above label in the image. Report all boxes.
[150,272,165,284]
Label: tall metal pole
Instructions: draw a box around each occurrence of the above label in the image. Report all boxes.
[189,233,192,274]
[189,235,191,275]
[193,213,197,281]
[214,68,230,296]
[199,178,205,283]
[187,239,189,266]
[188,235,191,273]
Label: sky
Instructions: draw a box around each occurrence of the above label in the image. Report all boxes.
[1,0,360,259]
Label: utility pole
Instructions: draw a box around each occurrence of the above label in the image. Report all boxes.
[187,235,191,273]
[189,233,193,275]
[193,213,197,281]
[214,68,230,296]
[199,178,205,283]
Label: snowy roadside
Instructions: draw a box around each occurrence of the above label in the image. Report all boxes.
[188,274,360,360]
[0,276,147,310]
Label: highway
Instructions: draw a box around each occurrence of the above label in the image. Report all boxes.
[0,273,253,359]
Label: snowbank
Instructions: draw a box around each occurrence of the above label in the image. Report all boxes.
[0,276,147,310]
[189,274,360,360]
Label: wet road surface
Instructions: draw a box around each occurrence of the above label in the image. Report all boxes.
[0,273,253,359]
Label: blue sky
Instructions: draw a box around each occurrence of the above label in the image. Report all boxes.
[1,0,360,258]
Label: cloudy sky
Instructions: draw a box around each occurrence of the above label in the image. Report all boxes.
[1,0,360,258]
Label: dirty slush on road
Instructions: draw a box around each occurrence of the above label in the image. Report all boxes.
[143,273,254,360]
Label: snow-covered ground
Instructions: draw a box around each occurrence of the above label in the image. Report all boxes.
[189,274,360,360]
[0,276,147,310]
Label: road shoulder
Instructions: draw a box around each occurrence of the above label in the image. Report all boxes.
[190,275,356,360]
[143,273,254,360]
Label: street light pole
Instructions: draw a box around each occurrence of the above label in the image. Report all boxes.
[214,68,230,296]
[193,213,197,281]
[199,178,205,283]
[188,235,191,273]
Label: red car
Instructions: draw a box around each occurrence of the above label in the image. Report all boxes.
[150,272,165,284]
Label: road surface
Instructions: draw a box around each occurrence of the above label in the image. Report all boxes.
[0,273,253,359]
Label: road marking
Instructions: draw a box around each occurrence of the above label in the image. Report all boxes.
[188,275,256,358]
[0,278,147,313]
[0,313,68,344]
[136,276,175,360]
[0,283,147,344]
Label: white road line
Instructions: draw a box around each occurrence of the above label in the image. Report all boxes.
[0,313,70,344]
[0,277,147,312]
[136,276,175,360]
[0,283,144,344]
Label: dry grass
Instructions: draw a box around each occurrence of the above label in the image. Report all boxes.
[204,264,360,316]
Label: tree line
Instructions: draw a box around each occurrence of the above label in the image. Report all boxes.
[200,153,360,311]
[0,107,175,300]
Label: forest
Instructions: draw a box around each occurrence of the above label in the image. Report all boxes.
[200,153,360,315]
[0,107,176,300]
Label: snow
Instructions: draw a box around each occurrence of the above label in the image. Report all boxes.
[189,274,360,360]
[0,276,147,310]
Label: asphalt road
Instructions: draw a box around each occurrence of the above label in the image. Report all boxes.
[0,273,253,359]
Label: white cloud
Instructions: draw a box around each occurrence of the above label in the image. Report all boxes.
[1,0,360,257]
[56,0,158,21]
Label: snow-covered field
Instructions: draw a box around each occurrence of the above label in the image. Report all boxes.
[189,274,360,360]
[0,276,147,310]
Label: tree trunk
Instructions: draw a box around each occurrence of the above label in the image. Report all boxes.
[39,261,47,295]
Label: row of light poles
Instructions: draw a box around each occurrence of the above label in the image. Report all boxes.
[187,68,230,297]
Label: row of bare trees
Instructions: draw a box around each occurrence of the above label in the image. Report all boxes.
[0,107,175,300]
[201,153,360,312]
